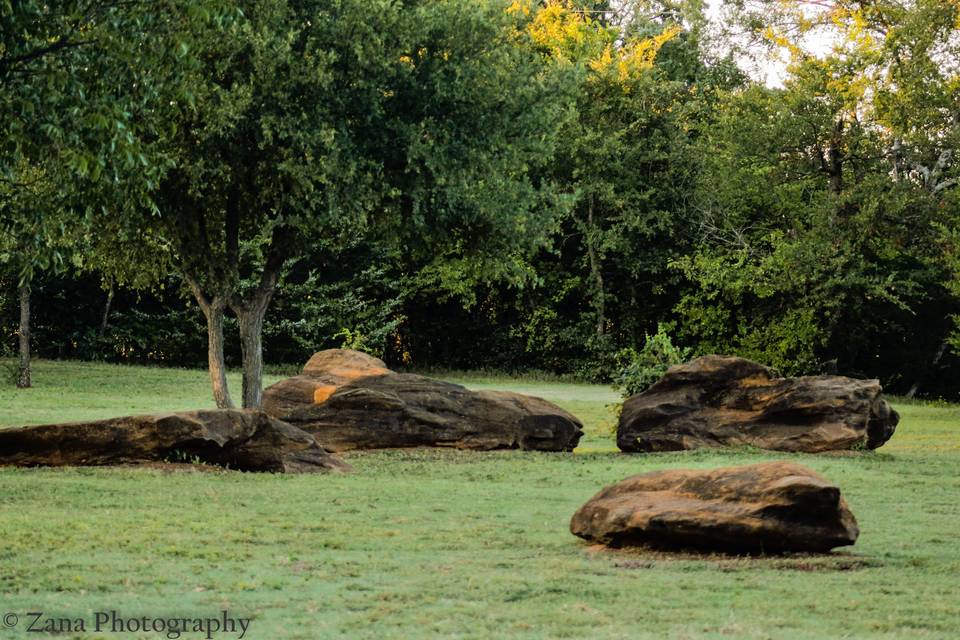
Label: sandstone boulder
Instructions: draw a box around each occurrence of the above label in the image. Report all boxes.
[262,349,583,452]
[263,350,391,416]
[617,355,899,453]
[570,461,859,553]
[0,409,350,473]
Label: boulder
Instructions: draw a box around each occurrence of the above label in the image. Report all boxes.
[570,461,859,553]
[0,409,350,473]
[262,349,583,452]
[263,350,391,416]
[617,355,899,453]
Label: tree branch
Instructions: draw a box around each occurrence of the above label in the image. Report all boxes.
[0,38,94,72]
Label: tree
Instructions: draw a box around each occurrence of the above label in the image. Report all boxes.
[674,0,960,386]
[530,2,682,338]
[1,1,229,386]
[127,0,571,408]
[468,0,728,377]
[1,3,109,386]
[0,164,69,387]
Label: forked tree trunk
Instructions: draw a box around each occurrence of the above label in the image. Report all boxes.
[230,226,287,410]
[17,283,31,389]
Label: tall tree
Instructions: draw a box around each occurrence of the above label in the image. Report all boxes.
[0,164,69,388]
[675,0,960,385]
[2,1,228,386]
[130,0,571,408]
[486,0,722,376]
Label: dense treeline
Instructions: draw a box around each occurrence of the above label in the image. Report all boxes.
[3,0,960,400]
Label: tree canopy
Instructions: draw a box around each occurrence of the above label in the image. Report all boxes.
[3,0,960,399]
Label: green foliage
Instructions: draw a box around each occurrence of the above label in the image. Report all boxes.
[272,256,408,362]
[614,324,691,397]
[420,0,725,380]
[4,0,960,398]
[673,53,954,377]
[333,328,373,354]
[937,214,960,355]
[2,1,230,288]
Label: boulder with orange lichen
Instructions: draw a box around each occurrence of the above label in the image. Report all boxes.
[262,349,583,452]
[570,461,859,553]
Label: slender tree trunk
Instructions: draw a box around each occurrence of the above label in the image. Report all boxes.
[16,283,31,389]
[236,302,268,409]
[827,147,843,194]
[584,197,605,338]
[891,138,904,182]
[906,339,948,399]
[185,275,234,409]
[827,119,844,196]
[99,287,114,334]
[203,301,234,409]
[230,225,289,409]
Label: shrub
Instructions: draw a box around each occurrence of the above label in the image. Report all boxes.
[614,324,691,397]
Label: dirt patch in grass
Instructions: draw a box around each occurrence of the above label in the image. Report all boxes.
[584,543,880,572]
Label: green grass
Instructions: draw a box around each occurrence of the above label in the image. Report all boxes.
[1,360,959,639]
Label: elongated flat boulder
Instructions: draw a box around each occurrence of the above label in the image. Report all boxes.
[617,355,899,453]
[570,462,859,553]
[262,349,583,452]
[0,409,350,473]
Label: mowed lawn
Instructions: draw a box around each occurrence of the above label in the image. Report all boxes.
[1,361,959,639]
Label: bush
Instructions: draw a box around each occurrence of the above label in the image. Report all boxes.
[614,324,691,397]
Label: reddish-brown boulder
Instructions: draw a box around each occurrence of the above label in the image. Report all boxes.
[263,350,390,416]
[262,349,583,452]
[0,410,350,473]
[570,462,859,553]
[617,355,899,453]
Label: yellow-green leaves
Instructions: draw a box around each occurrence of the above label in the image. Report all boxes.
[519,0,678,88]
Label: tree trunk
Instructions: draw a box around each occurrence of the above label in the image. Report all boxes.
[230,225,289,409]
[906,339,948,399]
[827,119,844,195]
[185,275,234,409]
[99,287,114,334]
[203,301,234,409]
[16,283,31,389]
[236,300,268,409]
[827,147,843,194]
[584,196,605,338]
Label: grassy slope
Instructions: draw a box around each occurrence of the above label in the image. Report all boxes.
[0,360,958,639]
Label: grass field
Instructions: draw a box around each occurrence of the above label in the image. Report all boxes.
[1,360,959,639]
